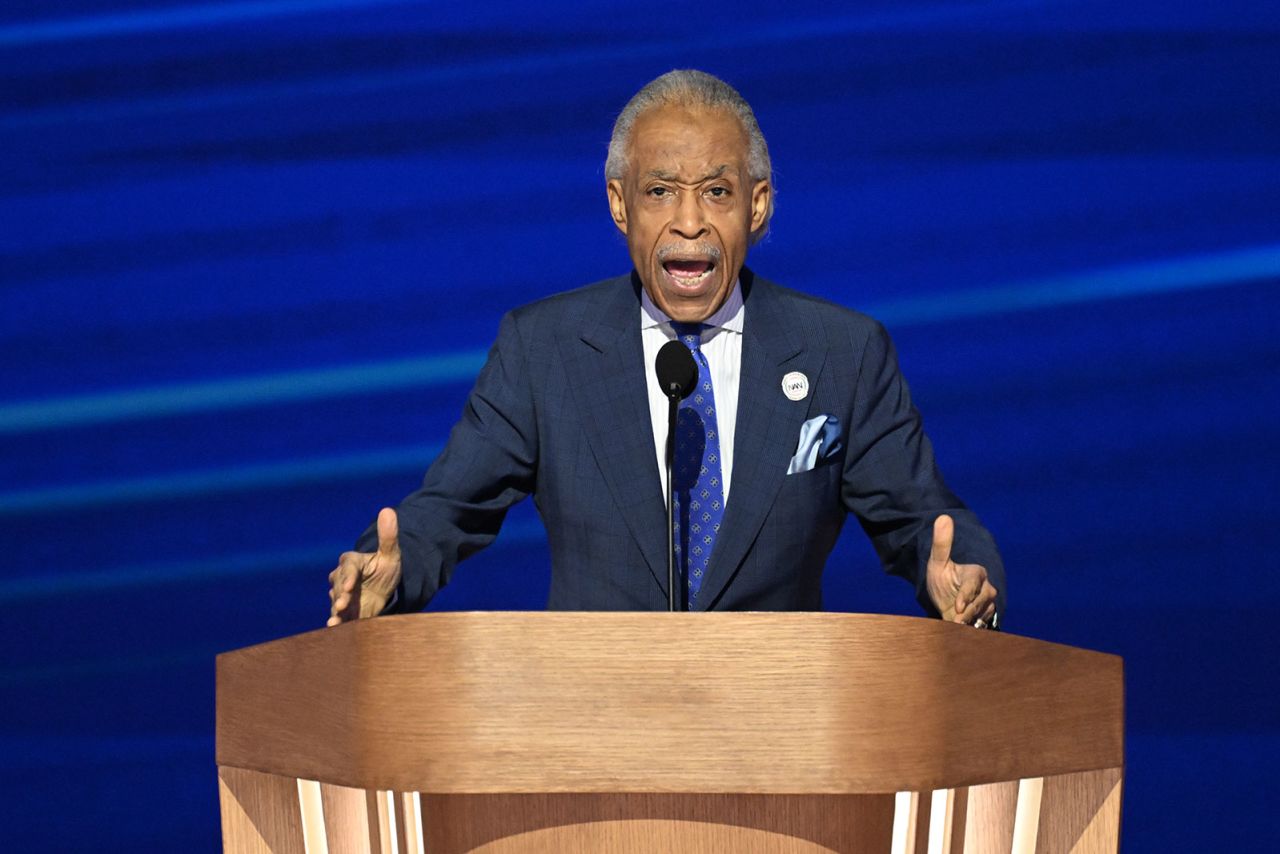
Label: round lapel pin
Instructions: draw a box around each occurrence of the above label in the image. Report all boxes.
[781,371,809,401]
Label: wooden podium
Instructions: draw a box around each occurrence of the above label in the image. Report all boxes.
[216,613,1123,853]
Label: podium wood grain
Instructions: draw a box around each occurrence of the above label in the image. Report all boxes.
[216,612,1124,852]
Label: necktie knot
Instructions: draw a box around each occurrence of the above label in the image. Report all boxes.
[671,322,704,352]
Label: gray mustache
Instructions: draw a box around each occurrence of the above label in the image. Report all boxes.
[657,243,722,264]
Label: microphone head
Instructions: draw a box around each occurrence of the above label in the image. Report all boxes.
[655,340,697,400]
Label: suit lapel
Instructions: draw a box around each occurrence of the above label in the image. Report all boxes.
[693,272,827,610]
[560,275,670,596]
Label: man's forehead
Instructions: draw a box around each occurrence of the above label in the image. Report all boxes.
[628,107,748,179]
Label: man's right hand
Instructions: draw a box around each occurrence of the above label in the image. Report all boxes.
[327,507,402,626]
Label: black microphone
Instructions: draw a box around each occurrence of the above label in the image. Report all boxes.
[655,340,697,400]
[655,340,697,611]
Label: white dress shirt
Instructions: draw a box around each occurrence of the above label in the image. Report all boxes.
[641,282,744,507]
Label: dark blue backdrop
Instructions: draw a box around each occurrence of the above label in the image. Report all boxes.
[2,1,1277,850]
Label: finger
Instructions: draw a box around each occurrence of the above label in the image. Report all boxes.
[330,563,355,612]
[328,567,343,614]
[929,514,954,569]
[328,558,351,606]
[376,507,400,557]
[952,567,986,622]
[957,577,996,624]
[954,569,982,615]
[329,562,349,594]
[980,596,998,622]
[979,581,998,619]
[333,583,361,621]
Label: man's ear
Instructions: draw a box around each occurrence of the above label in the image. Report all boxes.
[750,180,772,234]
[606,179,629,235]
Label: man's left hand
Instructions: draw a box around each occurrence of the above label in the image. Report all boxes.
[926,514,998,626]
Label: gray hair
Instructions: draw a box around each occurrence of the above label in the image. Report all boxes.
[606,70,774,238]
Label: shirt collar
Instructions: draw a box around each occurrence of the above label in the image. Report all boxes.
[640,278,744,336]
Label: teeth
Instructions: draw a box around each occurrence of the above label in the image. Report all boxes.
[667,268,712,283]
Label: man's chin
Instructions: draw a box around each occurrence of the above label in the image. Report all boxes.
[660,292,717,322]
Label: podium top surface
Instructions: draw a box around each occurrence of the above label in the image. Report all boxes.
[216,612,1123,794]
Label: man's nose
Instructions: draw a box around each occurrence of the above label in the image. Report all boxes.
[670,191,708,239]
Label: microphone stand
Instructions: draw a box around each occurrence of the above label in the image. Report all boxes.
[665,386,680,612]
[655,337,695,612]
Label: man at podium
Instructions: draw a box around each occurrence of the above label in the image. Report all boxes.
[328,70,1004,626]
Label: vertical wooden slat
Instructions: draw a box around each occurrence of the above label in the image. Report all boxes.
[928,788,965,854]
[892,791,916,854]
[895,790,931,854]
[218,766,305,854]
[1011,777,1044,853]
[398,792,423,854]
[297,779,328,854]
[366,790,386,853]
[373,790,394,854]
[927,789,948,854]
[389,790,410,853]
[949,787,969,854]
[964,779,1018,854]
[914,792,932,854]
[319,782,376,854]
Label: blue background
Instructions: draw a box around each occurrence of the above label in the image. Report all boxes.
[2,1,1277,849]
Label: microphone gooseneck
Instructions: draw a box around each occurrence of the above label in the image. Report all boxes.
[654,339,697,611]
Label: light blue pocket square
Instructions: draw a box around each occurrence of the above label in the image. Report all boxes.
[786,414,845,475]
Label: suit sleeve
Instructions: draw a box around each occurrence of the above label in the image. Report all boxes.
[840,321,1007,618]
[355,311,538,613]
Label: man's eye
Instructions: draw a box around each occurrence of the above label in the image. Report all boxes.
[648,186,670,198]
[707,186,730,198]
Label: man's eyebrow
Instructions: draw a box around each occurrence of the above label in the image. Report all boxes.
[645,165,730,182]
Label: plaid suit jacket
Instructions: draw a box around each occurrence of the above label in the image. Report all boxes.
[365,268,1005,614]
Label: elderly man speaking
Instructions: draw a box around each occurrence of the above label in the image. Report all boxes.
[328,69,1004,627]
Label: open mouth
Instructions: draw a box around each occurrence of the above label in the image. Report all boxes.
[662,258,716,289]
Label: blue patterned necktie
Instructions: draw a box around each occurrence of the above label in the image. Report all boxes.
[670,321,725,608]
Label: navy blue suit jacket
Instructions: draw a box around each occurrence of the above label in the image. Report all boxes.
[363,269,1005,614]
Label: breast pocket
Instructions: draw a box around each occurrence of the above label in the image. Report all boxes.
[769,458,844,555]
[778,459,840,515]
